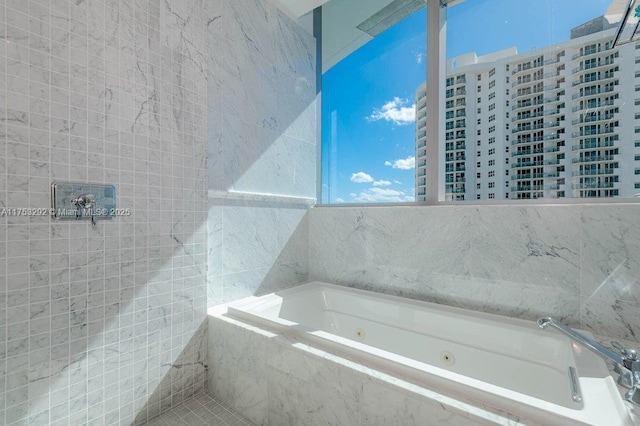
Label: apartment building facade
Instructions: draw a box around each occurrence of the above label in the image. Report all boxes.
[415,18,640,202]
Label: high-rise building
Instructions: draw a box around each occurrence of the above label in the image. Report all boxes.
[415,17,639,202]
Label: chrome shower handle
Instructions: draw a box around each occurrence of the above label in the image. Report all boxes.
[73,193,97,209]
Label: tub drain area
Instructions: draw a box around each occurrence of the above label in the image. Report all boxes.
[440,351,455,366]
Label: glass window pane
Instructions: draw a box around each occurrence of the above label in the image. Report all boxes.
[441,0,633,201]
[321,1,426,204]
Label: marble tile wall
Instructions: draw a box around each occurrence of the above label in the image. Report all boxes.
[0,0,208,424]
[308,204,640,344]
[205,0,317,307]
[208,309,521,426]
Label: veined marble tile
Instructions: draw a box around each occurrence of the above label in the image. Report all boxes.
[208,315,269,425]
[267,338,363,426]
[206,199,223,278]
[223,0,277,65]
[222,201,278,274]
[581,293,640,344]
[276,205,309,265]
[276,135,316,198]
[222,114,278,193]
[309,205,581,322]
[206,108,224,191]
[222,39,278,130]
[579,205,640,341]
[581,205,640,304]
[276,69,316,143]
[360,377,489,426]
[276,9,316,78]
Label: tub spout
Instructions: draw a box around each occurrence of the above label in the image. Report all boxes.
[537,316,640,406]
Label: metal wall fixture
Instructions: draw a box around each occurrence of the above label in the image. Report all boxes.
[51,182,117,226]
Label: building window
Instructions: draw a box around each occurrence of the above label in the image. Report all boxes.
[321,0,631,204]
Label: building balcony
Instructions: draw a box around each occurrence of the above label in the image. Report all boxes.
[511,185,545,191]
[511,173,544,180]
[571,140,615,151]
[572,168,615,177]
[572,182,615,189]
[572,98,617,113]
[571,115,616,126]
[571,154,617,164]
[512,148,545,157]
[572,47,608,60]
[571,72,616,88]
[571,59,617,75]
[572,85,618,100]
[445,177,466,183]
[571,128,616,138]
[511,160,545,169]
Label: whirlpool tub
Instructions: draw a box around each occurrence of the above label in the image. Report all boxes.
[216,282,634,425]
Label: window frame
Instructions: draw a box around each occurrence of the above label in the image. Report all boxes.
[317,0,640,207]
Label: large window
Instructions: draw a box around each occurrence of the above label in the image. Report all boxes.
[321,1,426,203]
[322,0,638,203]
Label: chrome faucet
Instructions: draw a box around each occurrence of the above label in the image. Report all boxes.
[537,317,640,406]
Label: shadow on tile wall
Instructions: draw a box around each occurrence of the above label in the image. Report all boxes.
[134,321,207,425]
[308,204,640,344]
[0,0,210,424]
[204,0,317,309]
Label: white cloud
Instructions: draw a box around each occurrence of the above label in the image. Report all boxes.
[415,52,424,64]
[351,187,416,203]
[385,156,415,170]
[335,197,345,203]
[366,97,416,126]
[373,180,391,187]
[350,172,374,183]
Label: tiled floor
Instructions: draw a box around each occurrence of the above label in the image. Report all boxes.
[144,393,254,426]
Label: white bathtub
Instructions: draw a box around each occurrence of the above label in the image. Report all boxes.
[225,281,634,426]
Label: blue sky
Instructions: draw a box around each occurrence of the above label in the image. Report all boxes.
[321,0,611,203]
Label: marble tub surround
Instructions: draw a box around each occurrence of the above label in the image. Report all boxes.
[205,0,317,308]
[0,0,208,424]
[308,204,640,343]
[208,306,522,426]
[206,196,310,306]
